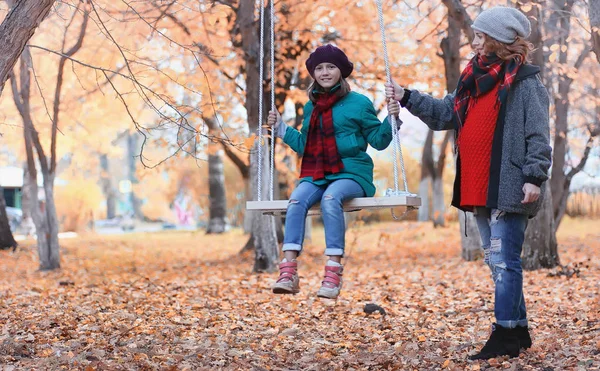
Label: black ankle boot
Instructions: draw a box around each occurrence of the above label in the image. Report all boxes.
[515,325,532,349]
[469,323,520,360]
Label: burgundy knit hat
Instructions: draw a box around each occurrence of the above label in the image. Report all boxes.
[305,44,354,78]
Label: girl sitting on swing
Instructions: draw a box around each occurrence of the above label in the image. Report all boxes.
[267,44,400,299]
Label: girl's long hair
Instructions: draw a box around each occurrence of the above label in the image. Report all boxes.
[307,78,351,103]
[484,35,534,64]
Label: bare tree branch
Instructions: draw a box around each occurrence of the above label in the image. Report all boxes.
[14,48,51,177]
[51,0,90,174]
[212,0,238,11]
[9,70,37,179]
[221,141,250,179]
[566,135,597,182]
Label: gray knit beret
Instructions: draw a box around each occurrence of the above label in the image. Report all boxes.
[472,7,531,44]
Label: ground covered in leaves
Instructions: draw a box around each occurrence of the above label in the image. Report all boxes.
[1,218,599,370]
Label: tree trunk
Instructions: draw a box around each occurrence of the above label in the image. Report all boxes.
[273,166,284,243]
[432,132,452,228]
[207,148,229,233]
[0,0,55,97]
[0,187,18,250]
[220,141,251,233]
[11,49,60,270]
[589,0,600,63]
[550,78,570,222]
[522,182,559,269]
[555,180,571,230]
[237,0,279,271]
[459,211,482,261]
[304,216,312,243]
[23,163,57,270]
[520,1,545,81]
[518,0,563,269]
[127,133,144,219]
[548,1,588,225]
[21,162,33,220]
[40,174,60,270]
[250,142,279,272]
[100,154,117,219]
[419,130,433,222]
[417,176,431,222]
[243,180,253,234]
[8,3,88,270]
[441,1,477,253]
[432,176,446,227]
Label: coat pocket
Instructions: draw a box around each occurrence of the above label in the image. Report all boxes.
[335,133,360,158]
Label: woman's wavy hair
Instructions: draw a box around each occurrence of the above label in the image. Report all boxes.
[484,35,534,64]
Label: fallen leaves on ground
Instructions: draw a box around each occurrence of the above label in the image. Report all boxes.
[0,218,598,370]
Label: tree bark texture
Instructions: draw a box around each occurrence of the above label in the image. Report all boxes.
[250,143,279,272]
[0,0,55,97]
[207,148,229,233]
[0,187,18,250]
[237,0,279,271]
[100,154,117,219]
[589,0,600,63]
[522,182,559,269]
[459,211,482,261]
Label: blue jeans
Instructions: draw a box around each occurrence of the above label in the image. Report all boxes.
[282,179,365,257]
[474,208,529,328]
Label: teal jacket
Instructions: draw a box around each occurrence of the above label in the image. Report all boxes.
[277,91,394,197]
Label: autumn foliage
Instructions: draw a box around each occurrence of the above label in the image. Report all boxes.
[1,218,598,369]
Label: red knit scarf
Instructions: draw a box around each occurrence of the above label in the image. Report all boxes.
[454,53,522,131]
[299,93,344,180]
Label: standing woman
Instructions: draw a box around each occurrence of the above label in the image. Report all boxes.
[386,7,552,360]
[267,44,399,299]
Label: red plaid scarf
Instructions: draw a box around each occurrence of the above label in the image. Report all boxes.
[299,93,344,180]
[454,54,522,131]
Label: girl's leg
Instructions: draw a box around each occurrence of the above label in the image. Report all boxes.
[281,181,324,257]
[317,179,365,299]
[273,182,323,294]
[320,179,365,257]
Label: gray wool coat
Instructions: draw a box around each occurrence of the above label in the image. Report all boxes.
[402,65,552,217]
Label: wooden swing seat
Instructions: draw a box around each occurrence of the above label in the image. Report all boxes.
[247,194,421,216]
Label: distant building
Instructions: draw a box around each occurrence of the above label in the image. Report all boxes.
[0,166,24,208]
[0,166,67,208]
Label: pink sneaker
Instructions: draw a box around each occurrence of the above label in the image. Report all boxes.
[317,264,343,299]
[272,260,300,294]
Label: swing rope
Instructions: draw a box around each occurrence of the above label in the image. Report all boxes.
[256,0,414,207]
[376,0,410,195]
[256,0,265,202]
[256,0,277,202]
[269,0,276,201]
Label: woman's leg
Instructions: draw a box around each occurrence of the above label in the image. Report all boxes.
[487,209,528,328]
[317,179,364,299]
[470,207,528,359]
[474,207,528,324]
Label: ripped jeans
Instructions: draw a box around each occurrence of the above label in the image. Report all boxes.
[282,179,365,257]
[474,208,529,328]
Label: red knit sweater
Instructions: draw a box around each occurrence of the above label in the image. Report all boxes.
[458,84,501,208]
